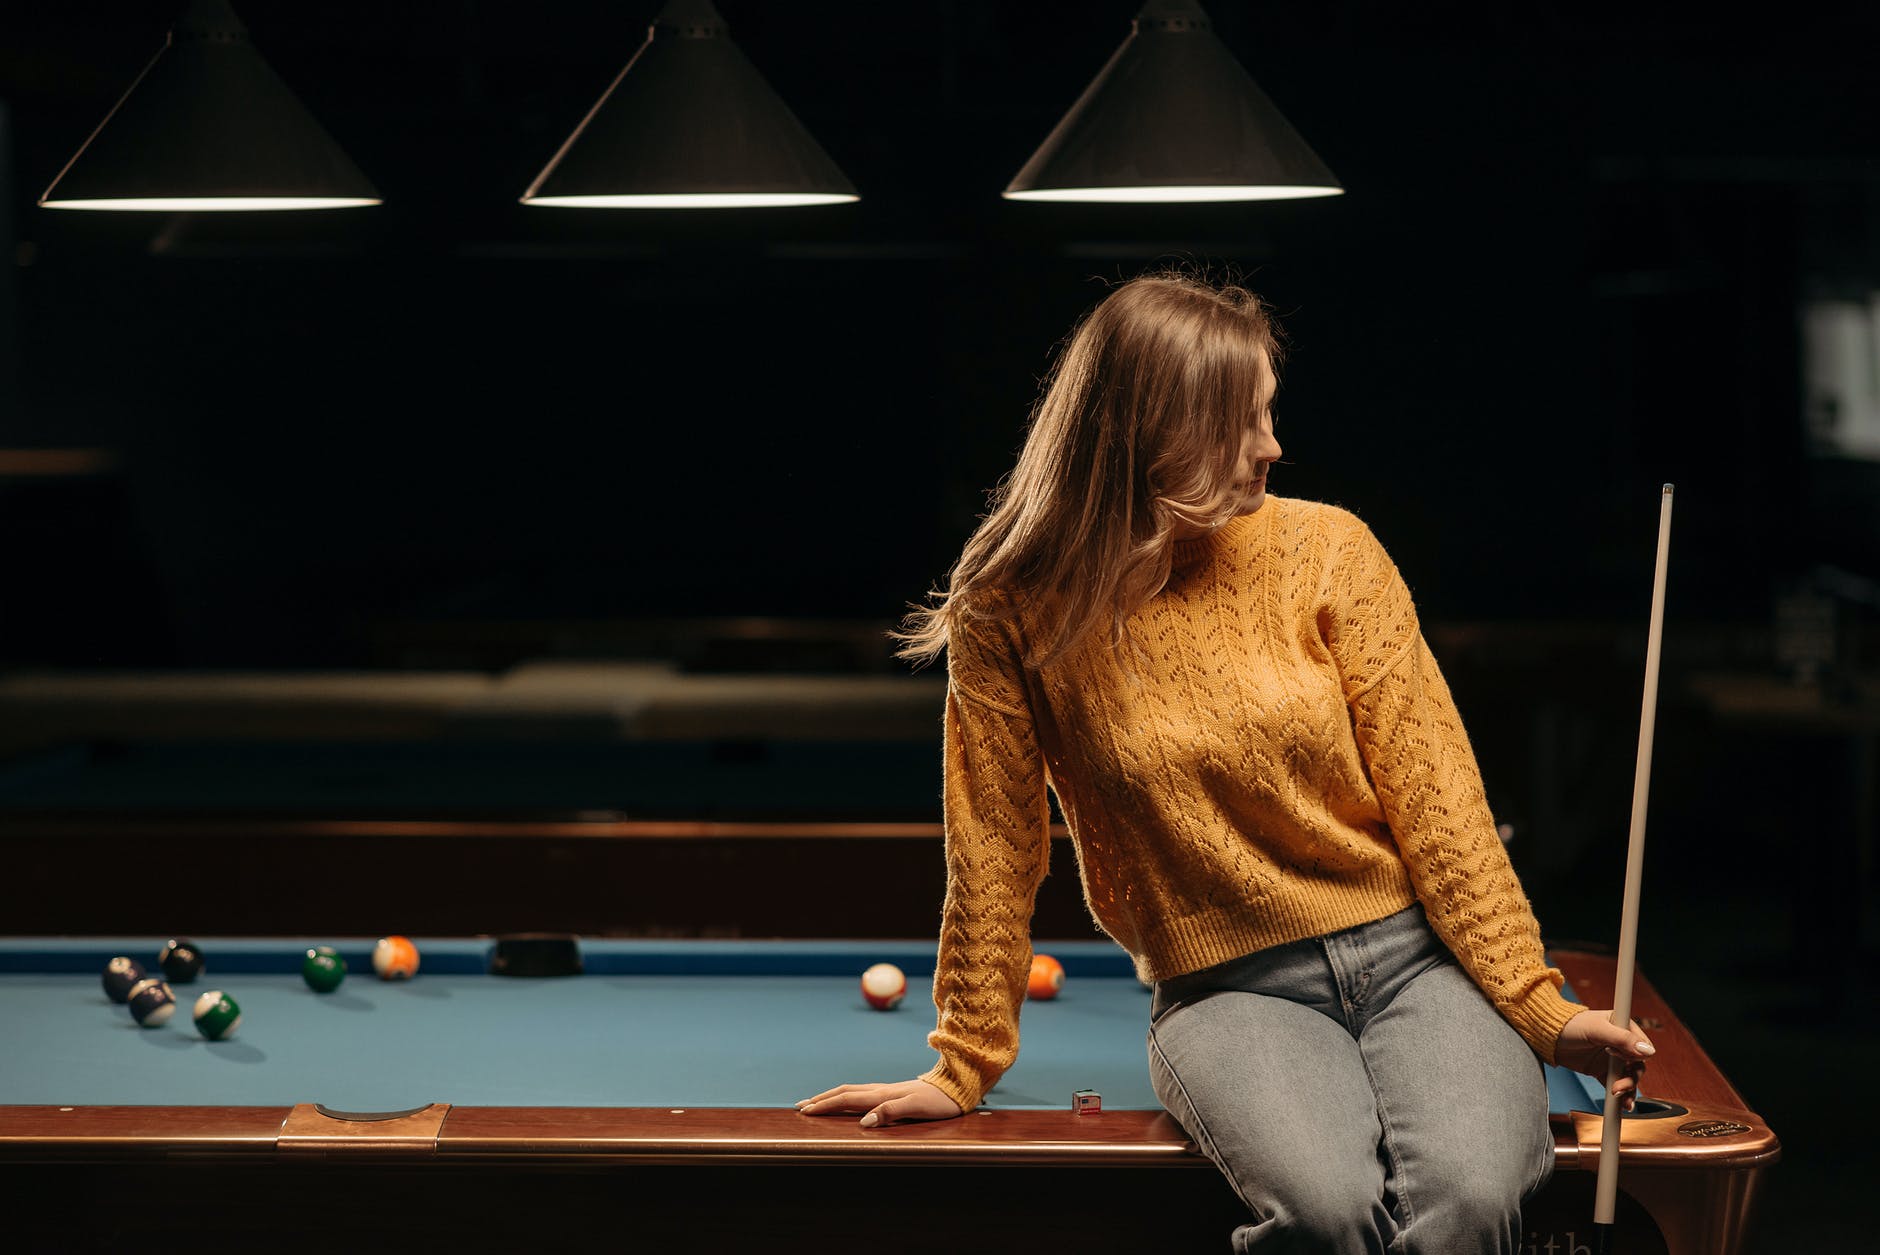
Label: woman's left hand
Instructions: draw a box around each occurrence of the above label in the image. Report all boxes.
[1555,1008,1655,1110]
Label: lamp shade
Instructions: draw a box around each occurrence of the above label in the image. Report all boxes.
[39,0,380,212]
[1005,0,1341,203]
[522,0,858,208]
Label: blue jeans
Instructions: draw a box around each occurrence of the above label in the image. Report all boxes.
[1147,904,1554,1254]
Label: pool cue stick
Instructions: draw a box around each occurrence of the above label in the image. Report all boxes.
[1592,483,1675,1255]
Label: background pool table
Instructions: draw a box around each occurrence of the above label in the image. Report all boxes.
[1,937,1776,1254]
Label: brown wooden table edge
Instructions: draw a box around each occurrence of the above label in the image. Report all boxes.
[0,1104,291,1159]
[1,1102,1778,1173]
[0,1105,1198,1166]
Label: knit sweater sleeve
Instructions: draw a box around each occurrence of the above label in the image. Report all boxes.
[919,611,1052,1112]
[1324,518,1582,1062]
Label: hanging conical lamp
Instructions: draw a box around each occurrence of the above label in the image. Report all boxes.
[1005,0,1341,204]
[39,0,380,212]
[523,0,857,209]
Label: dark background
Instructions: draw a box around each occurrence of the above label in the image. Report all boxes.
[1,2,1876,1249]
[1,0,1875,658]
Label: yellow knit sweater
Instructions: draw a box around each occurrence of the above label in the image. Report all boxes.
[920,496,1583,1113]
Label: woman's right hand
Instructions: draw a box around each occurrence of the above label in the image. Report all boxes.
[795,1079,963,1127]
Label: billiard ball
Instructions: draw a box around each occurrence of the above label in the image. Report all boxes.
[127,978,176,1027]
[192,990,241,1040]
[158,939,204,984]
[102,956,145,1004]
[302,946,346,993]
[860,962,906,1011]
[1028,954,1064,1000]
[372,935,419,980]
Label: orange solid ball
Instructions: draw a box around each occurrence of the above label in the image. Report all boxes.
[1028,954,1064,1000]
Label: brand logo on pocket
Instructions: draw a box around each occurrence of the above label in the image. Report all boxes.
[1677,1119,1751,1138]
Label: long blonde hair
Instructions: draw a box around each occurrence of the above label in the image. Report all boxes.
[896,270,1283,669]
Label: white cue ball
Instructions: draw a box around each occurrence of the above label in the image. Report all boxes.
[860,963,907,1011]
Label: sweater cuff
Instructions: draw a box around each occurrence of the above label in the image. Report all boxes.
[1506,981,1586,1065]
[919,1062,984,1115]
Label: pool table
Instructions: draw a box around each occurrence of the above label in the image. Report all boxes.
[0,938,1776,1254]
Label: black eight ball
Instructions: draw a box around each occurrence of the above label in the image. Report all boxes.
[158,939,204,984]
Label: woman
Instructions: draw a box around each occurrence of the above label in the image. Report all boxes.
[797,271,1653,1253]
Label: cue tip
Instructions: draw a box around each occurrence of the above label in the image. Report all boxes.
[1661,483,1674,495]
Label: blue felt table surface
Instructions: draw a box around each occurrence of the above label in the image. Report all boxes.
[0,939,1607,1115]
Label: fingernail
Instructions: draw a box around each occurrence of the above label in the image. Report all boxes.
[859,1113,879,1129]
[793,1101,809,1110]
[1636,1042,1656,1056]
